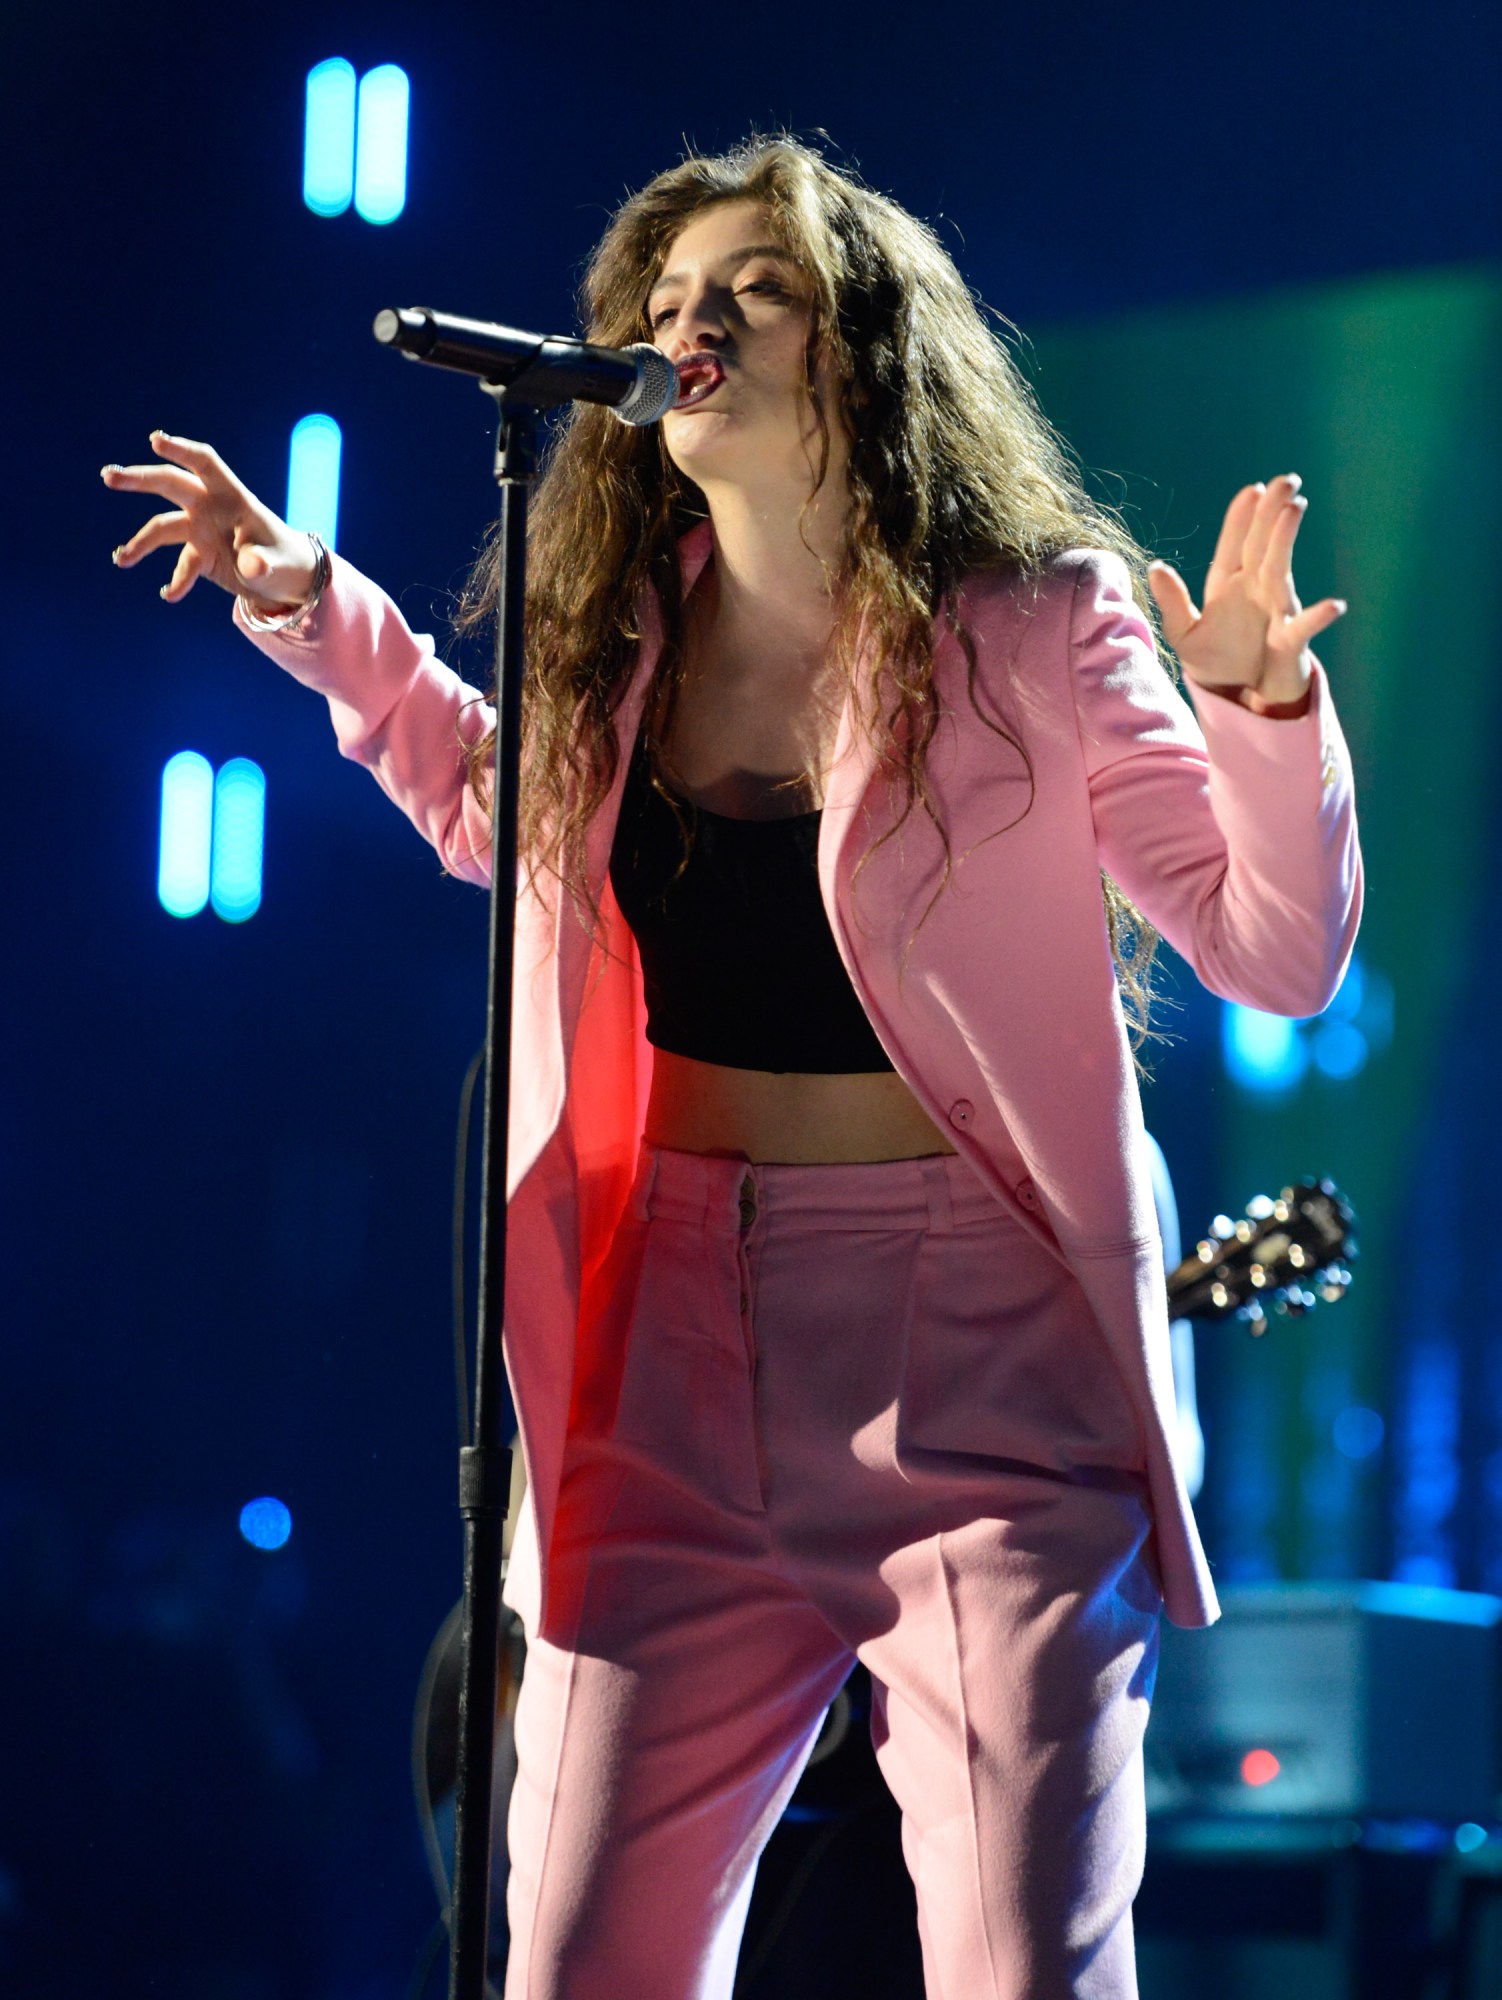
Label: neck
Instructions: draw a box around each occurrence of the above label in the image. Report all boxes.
[694,475,848,663]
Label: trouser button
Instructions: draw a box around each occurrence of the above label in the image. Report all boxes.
[738,1173,757,1228]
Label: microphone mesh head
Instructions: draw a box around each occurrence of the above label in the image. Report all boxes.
[611,345,678,426]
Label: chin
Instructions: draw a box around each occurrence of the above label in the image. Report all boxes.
[661,419,749,486]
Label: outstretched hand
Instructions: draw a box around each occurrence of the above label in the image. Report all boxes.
[1147,474,1347,712]
[103,431,318,613]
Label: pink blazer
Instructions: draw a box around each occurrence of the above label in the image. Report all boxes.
[237,523,1362,1630]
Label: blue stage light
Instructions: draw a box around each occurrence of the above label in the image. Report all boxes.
[239,1496,293,1550]
[1313,1020,1369,1080]
[1222,1003,1308,1093]
[1456,1823,1489,1854]
[1333,1405,1385,1460]
[354,65,409,225]
[287,413,341,549]
[158,751,214,918]
[211,758,265,923]
[303,59,356,217]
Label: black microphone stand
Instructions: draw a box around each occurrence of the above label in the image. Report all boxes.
[380,318,671,1999]
[446,378,540,2000]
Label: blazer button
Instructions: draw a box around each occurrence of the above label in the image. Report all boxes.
[948,1099,974,1130]
[1016,1178,1039,1209]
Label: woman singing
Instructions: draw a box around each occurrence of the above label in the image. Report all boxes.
[106,135,1362,2000]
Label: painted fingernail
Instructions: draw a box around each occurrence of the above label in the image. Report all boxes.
[159,585,171,599]
[1284,472,1302,491]
[1334,600,1348,614]
[111,546,123,564]
[1293,494,1308,510]
[100,464,121,478]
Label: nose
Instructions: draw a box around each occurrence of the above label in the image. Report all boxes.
[662,282,731,358]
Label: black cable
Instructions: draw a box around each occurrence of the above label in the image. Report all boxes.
[451,1044,486,1449]
[407,1043,489,1995]
[404,1914,450,2000]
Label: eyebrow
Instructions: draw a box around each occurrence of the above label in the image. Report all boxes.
[647,244,797,300]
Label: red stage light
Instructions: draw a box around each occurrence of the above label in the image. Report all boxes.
[1240,1747,1281,1787]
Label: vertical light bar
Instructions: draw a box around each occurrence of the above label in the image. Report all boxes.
[286,414,341,549]
[304,58,357,216]
[211,758,266,924]
[354,65,410,225]
[158,752,214,918]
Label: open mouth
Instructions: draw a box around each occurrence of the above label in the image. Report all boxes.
[672,353,727,410]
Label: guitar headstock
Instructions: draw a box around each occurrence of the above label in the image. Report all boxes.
[1166,1177,1356,1334]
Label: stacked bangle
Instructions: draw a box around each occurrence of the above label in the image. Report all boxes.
[237,532,331,635]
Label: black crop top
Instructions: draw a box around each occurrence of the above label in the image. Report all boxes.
[608,731,895,1074]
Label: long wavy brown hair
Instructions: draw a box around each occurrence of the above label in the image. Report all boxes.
[457,134,1176,1045]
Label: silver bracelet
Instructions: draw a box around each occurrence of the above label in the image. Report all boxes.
[237,532,331,635]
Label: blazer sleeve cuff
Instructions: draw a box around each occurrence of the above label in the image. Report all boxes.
[1184,655,1348,814]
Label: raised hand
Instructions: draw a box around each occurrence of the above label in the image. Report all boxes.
[103,431,318,613]
[1147,474,1347,712]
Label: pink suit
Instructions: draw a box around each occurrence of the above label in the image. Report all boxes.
[235,527,1362,1993]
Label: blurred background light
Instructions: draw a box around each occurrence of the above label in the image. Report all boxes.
[1240,1748,1281,1787]
[1393,1339,1462,1588]
[303,58,356,217]
[1222,1003,1308,1093]
[1313,1020,1369,1079]
[238,1496,293,1550]
[158,751,214,918]
[210,758,266,924]
[1333,1405,1386,1460]
[354,65,410,225]
[286,413,342,549]
[1456,1823,1490,1854]
[1221,952,1393,1092]
[1325,954,1364,1021]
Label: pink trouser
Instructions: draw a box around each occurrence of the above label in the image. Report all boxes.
[505,1144,1161,2000]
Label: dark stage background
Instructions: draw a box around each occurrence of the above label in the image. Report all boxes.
[5,3,1498,1994]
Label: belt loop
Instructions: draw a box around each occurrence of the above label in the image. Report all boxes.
[631,1146,660,1222]
[920,1154,954,1234]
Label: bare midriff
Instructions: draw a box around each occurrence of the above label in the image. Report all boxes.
[643,1048,959,1164]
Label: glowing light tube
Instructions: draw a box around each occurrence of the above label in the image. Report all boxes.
[158,751,214,918]
[211,758,266,923]
[286,413,342,549]
[354,64,410,225]
[304,58,357,216]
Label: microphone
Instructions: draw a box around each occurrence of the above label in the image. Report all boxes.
[372,306,678,425]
